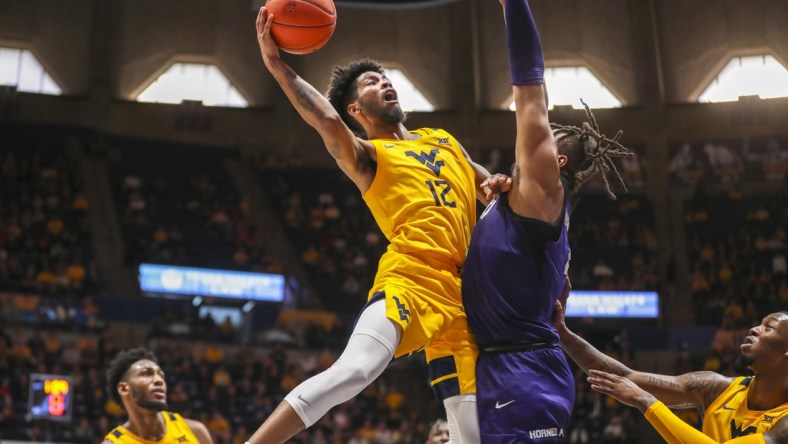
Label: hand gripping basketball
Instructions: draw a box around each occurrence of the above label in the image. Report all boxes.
[263,0,337,54]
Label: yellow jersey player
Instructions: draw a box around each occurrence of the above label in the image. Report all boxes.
[102,348,212,444]
[554,293,788,444]
[247,5,508,444]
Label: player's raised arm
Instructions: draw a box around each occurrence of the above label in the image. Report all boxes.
[553,298,732,410]
[255,7,372,186]
[504,0,564,222]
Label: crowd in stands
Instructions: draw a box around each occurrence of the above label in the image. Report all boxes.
[684,187,787,325]
[568,194,659,293]
[0,130,97,296]
[111,140,281,275]
[1,292,104,332]
[668,136,788,186]
[255,159,385,313]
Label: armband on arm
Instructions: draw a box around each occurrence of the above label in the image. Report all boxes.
[504,0,545,85]
[644,401,766,444]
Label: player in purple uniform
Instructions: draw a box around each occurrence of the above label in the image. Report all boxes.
[462,1,634,442]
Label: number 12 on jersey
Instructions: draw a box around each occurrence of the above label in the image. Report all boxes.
[426,180,456,207]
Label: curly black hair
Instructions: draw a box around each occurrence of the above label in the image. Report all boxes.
[106,348,158,406]
[551,99,635,200]
[326,58,384,138]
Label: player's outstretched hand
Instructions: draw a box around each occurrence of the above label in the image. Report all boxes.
[587,369,657,413]
[256,7,280,66]
[481,173,513,201]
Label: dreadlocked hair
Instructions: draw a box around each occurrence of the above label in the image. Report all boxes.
[106,348,158,406]
[326,58,384,139]
[550,99,635,200]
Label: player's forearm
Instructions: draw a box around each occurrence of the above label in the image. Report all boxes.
[505,0,544,86]
[470,161,493,204]
[265,57,340,133]
[556,324,632,376]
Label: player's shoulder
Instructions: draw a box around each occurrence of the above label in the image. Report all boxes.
[102,426,125,444]
[414,127,455,139]
[183,417,212,444]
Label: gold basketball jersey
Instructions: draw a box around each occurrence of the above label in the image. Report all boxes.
[363,128,476,267]
[703,376,788,440]
[104,412,200,444]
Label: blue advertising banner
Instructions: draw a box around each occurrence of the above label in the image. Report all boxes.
[565,291,659,318]
[139,264,285,302]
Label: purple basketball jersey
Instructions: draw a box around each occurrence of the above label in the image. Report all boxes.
[463,191,574,442]
[463,193,571,346]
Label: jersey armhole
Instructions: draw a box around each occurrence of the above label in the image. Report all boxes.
[503,178,571,243]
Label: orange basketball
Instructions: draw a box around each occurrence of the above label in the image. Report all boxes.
[265,0,337,55]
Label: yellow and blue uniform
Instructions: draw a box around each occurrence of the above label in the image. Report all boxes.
[704,376,788,440]
[104,412,199,444]
[363,128,478,400]
[644,376,788,443]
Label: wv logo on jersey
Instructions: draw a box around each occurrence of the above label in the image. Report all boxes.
[406,149,444,177]
[392,295,411,321]
[730,420,757,438]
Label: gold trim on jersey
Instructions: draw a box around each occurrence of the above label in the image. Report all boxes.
[104,411,199,444]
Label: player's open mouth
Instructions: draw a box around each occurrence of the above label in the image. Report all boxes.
[383,89,398,103]
[742,336,755,345]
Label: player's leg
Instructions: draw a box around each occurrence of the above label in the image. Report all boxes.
[426,316,480,444]
[245,299,400,444]
[444,393,479,444]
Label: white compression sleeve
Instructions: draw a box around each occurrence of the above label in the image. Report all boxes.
[284,299,400,427]
[444,393,479,444]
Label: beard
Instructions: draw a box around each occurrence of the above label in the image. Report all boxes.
[380,104,406,126]
[738,353,756,370]
[359,97,406,127]
[131,386,167,412]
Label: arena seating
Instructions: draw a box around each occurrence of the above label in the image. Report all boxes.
[0,124,96,296]
[108,138,276,273]
[683,188,787,325]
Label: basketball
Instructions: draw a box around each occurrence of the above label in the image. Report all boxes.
[265,0,337,55]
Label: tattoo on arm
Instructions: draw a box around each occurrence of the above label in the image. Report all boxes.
[646,375,682,390]
[561,332,630,376]
[290,80,347,161]
[679,372,726,409]
[294,83,318,114]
